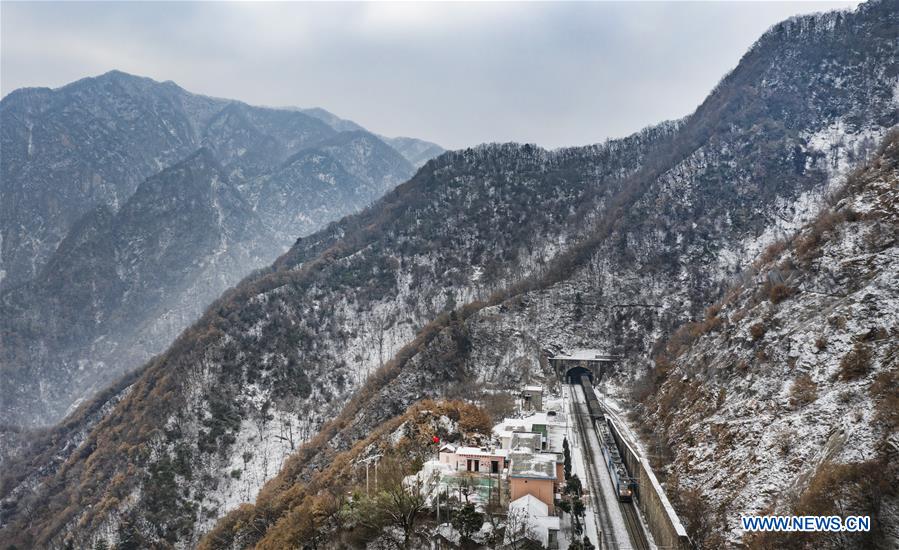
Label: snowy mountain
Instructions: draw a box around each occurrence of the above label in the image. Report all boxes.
[0,1,896,549]
[1,149,272,426]
[380,135,446,168]
[297,106,445,167]
[0,71,441,428]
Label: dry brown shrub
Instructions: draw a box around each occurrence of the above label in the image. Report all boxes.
[870,367,899,432]
[702,315,723,334]
[838,343,873,381]
[760,240,787,265]
[794,210,845,262]
[750,322,766,341]
[767,282,794,304]
[789,374,818,408]
[793,232,821,260]
[456,402,493,435]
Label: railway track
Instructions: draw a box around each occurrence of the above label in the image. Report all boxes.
[620,500,650,550]
[572,382,652,550]
[570,384,618,549]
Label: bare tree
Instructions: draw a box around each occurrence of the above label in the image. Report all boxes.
[353,457,433,548]
[504,507,539,549]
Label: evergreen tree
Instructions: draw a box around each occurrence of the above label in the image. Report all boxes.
[572,496,586,518]
[452,502,484,540]
[116,517,144,550]
[566,474,582,496]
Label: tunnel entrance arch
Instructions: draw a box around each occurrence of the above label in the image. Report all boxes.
[564,366,594,385]
[548,349,620,385]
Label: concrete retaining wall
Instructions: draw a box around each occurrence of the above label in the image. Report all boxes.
[605,414,692,549]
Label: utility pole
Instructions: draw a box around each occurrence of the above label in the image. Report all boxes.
[356,454,382,497]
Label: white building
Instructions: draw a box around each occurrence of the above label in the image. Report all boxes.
[438,444,508,474]
[506,494,560,548]
[493,410,567,453]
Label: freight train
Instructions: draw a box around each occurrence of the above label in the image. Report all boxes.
[579,375,637,502]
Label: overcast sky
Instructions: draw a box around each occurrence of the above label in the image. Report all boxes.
[1,1,858,149]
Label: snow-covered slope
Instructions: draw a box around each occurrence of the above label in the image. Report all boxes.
[641,131,898,549]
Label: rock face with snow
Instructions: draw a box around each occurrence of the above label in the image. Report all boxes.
[642,132,899,549]
[0,72,439,428]
[1,149,270,426]
[0,1,896,549]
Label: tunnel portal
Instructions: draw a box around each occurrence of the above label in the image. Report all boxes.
[564,366,594,384]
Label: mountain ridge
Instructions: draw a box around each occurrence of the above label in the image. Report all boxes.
[0,70,440,428]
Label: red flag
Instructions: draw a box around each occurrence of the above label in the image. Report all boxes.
[432,436,440,444]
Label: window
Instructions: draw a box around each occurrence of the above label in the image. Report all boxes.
[548,529,559,549]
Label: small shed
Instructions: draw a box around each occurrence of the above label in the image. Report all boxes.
[521,385,544,411]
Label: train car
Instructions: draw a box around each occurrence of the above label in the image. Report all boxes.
[597,420,634,502]
[579,375,604,420]
[578,376,636,502]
